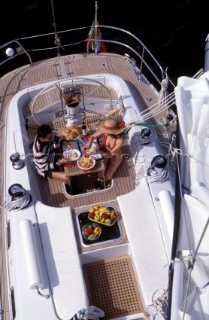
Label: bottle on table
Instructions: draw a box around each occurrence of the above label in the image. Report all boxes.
[82,122,87,136]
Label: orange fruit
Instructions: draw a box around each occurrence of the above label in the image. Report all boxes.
[89,207,95,214]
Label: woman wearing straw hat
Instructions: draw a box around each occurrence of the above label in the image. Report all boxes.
[86,118,125,189]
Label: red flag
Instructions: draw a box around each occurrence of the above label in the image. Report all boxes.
[87,4,106,53]
[95,27,106,53]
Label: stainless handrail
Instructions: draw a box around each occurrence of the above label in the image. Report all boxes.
[0,25,172,88]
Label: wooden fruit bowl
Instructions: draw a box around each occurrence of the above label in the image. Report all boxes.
[88,205,117,227]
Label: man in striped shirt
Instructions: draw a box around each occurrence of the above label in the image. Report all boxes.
[32,124,72,191]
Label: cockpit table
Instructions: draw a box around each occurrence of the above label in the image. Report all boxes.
[64,158,105,177]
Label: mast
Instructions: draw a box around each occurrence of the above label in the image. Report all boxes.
[204,34,209,72]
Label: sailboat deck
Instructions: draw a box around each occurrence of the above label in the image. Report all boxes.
[0,53,175,320]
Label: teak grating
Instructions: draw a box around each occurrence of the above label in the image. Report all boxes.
[83,255,144,319]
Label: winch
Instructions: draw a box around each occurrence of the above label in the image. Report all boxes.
[10,152,24,170]
[147,155,167,177]
[8,184,31,210]
[140,128,151,144]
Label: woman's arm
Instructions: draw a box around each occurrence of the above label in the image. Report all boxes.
[85,131,102,149]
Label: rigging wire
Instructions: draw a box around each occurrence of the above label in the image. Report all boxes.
[50,0,61,56]
[140,92,176,121]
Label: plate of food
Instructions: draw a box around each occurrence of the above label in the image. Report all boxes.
[88,205,118,226]
[63,149,81,161]
[77,155,96,171]
[82,223,101,241]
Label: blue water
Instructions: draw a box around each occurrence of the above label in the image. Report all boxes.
[0,0,208,81]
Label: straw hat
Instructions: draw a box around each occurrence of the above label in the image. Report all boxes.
[98,119,125,135]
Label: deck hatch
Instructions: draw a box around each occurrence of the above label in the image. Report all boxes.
[83,255,144,319]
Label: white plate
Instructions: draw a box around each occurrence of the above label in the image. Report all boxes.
[63,149,81,161]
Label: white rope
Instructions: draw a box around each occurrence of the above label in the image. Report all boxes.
[71,305,105,320]
[152,288,168,316]
[140,91,174,116]
[140,91,176,120]
[147,169,168,184]
[141,69,203,124]
[4,192,31,211]
[135,164,147,186]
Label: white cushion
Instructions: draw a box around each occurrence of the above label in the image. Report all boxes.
[35,202,88,319]
[117,178,169,306]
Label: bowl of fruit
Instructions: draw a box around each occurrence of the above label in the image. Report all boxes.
[82,223,102,241]
[88,205,117,227]
[77,155,96,172]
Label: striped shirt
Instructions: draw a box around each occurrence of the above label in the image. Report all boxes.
[32,134,64,177]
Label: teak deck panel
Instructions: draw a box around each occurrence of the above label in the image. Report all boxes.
[83,255,145,319]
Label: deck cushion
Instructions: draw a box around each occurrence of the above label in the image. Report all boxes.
[35,201,88,319]
[117,178,169,306]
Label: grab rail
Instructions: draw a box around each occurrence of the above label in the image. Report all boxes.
[0,25,174,90]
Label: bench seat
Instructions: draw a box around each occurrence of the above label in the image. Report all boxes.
[35,202,88,319]
[117,178,169,306]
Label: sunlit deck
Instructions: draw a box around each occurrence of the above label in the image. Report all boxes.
[0,52,175,320]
